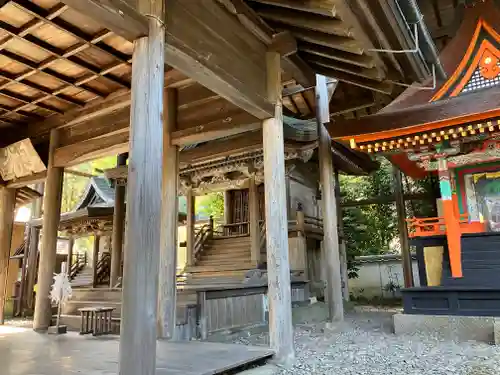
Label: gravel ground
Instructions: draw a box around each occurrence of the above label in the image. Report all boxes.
[234,306,500,375]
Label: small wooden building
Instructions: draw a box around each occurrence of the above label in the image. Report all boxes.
[331,1,500,319]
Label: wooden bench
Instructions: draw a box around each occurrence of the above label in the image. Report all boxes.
[79,307,114,336]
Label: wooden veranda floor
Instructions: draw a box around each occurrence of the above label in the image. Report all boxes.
[0,326,273,375]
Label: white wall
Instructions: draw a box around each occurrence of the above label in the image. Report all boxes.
[349,255,420,299]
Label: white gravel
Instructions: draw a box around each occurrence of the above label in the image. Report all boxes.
[234,308,500,375]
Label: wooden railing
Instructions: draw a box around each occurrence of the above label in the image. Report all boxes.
[193,222,213,262]
[214,222,249,237]
[304,215,323,228]
[69,252,87,280]
[95,253,111,285]
[405,214,486,238]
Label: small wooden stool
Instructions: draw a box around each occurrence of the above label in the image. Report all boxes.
[79,307,114,336]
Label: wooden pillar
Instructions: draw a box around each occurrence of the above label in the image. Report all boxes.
[66,237,74,275]
[393,166,413,288]
[263,51,294,365]
[249,176,260,265]
[437,158,462,278]
[110,154,127,288]
[334,169,349,302]
[186,189,195,267]
[33,130,63,331]
[158,88,179,339]
[92,235,100,288]
[316,75,344,322]
[26,184,43,311]
[0,187,15,324]
[17,223,30,316]
[118,10,164,375]
[224,190,231,224]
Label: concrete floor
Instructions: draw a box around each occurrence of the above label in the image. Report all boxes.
[0,326,273,375]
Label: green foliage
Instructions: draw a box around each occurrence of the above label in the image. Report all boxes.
[340,157,436,258]
[196,192,224,219]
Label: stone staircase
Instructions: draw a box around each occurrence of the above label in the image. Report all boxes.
[60,288,198,339]
[70,266,93,287]
[184,235,256,285]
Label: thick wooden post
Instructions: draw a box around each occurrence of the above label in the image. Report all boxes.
[316,75,344,322]
[92,235,100,288]
[158,88,179,340]
[393,166,413,288]
[0,187,15,324]
[66,238,74,274]
[110,154,127,288]
[34,130,63,331]
[334,169,349,302]
[263,51,294,365]
[186,189,195,267]
[249,176,260,265]
[224,190,231,224]
[118,10,164,375]
[26,184,43,311]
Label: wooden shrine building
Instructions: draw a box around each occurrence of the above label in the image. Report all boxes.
[330,0,500,334]
[0,0,443,372]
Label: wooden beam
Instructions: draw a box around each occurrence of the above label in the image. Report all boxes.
[180,131,262,165]
[327,88,500,139]
[341,192,435,207]
[33,129,63,331]
[299,42,375,68]
[158,88,179,340]
[172,112,260,146]
[247,0,337,17]
[119,5,164,374]
[54,130,129,167]
[304,53,384,81]
[255,4,350,37]
[316,75,343,323]
[262,51,294,365]
[269,31,297,57]
[218,0,314,86]
[110,154,127,288]
[0,186,15,324]
[276,26,363,55]
[6,171,47,189]
[311,64,393,94]
[165,0,273,119]
[59,0,148,41]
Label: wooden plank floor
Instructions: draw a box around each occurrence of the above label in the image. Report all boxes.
[0,326,273,375]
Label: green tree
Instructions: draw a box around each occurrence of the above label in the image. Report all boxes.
[196,192,224,219]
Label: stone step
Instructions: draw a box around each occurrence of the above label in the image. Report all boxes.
[186,263,254,273]
[188,270,250,279]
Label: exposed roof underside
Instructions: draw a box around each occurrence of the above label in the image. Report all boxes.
[0,0,451,183]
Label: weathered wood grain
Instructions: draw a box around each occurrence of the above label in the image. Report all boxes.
[110,154,127,288]
[165,0,273,119]
[91,235,100,288]
[249,176,261,265]
[59,0,148,41]
[33,130,63,330]
[118,16,163,375]
[158,88,179,340]
[316,75,344,322]
[0,186,15,324]
[262,51,294,365]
